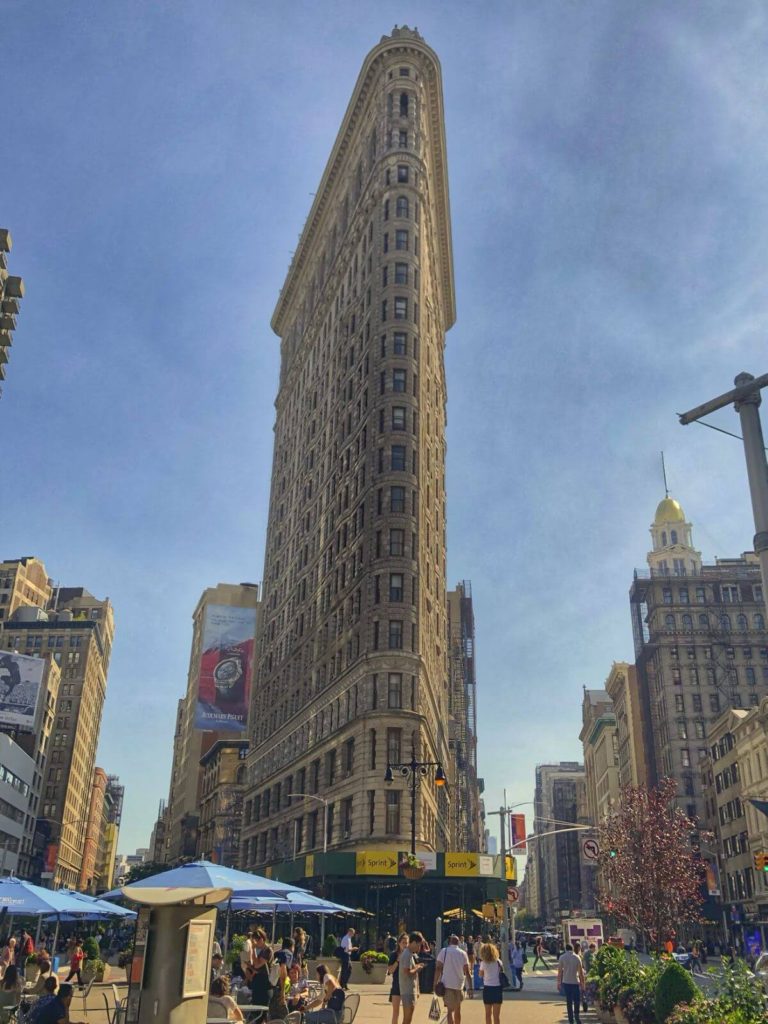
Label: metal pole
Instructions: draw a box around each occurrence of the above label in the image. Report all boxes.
[411,765,417,855]
[320,800,327,951]
[499,797,509,972]
[734,373,768,609]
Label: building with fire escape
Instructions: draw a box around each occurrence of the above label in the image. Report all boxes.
[448,582,484,851]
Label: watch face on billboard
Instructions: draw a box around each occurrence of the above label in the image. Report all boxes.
[194,605,257,733]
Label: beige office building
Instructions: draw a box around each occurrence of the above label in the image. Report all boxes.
[0,557,114,887]
[604,661,649,789]
[163,582,260,863]
[241,26,456,870]
[580,689,620,824]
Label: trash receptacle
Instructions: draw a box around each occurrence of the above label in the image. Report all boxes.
[419,956,436,994]
[52,956,60,974]
[473,962,483,989]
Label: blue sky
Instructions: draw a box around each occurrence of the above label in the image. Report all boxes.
[3,0,768,857]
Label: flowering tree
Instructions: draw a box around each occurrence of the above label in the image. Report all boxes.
[596,778,708,952]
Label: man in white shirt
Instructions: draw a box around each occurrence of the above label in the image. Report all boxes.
[240,932,253,973]
[435,935,472,1024]
[557,945,586,1024]
[340,927,357,989]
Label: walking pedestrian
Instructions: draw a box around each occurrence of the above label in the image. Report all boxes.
[557,944,586,1024]
[387,934,408,1024]
[511,943,524,991]
[530,936,550,971]
[250,928,274,1009]
[339,927,357,990]
[435,934,472,1024]
[398,932,425,1024]
[478,943,503,1024]
[64,943,85,987]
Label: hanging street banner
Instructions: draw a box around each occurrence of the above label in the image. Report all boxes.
[194,604,257,732]
[510,813,527,852]
[0,651,44,730]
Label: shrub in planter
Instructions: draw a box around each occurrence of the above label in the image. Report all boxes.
[82,937,101,963]
[322,934,339,959]
[361,952,389,974]
[655,962,698,1023]
[711,958,768,1022]
[594,947,642,1013]
[618,958,664,1024]
[226,935,246,968]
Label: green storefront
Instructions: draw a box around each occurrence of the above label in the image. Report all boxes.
[263,851,516,941]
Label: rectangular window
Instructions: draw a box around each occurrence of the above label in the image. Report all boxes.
[387,724,402,761]
[395,263,408,285]
[394,297,407,319]
[394,332,407,355]
[392,406,406,430]
[696,586,706,603]
[663,588,673,605]
[391,486,406,513]
[675,694,685,712]
[381,300,387,321]
[397,165,408,183]
[368,790,375,833]
[385,791,400,834]
[382,265,388,286]
[388,620,403,649]
[679,587,690,604]
[383,233,389,253]
[391,445,406,471]
[389,573,404,602]
[710,694,721,713]
[692,694,702,712]
[369,729,377,770]
[390,529,405,556]
[393,369,407,392]
[395,230,408,251]
[398,130,407,148]
[681,748,691,767]
[391,675,403,708]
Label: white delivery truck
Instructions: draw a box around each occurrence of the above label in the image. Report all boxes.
[562,918,605,949]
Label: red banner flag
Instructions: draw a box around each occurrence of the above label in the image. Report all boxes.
[510,813,526,852]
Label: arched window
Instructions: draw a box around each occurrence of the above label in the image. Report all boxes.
[755,613,765,631]
[719,614,731,633]
[396,196,409,218]
[737,614,748,632]
[662,531,668,546]
[400,92,409,117]
[682,614,693,633]
[665,614,675,633]
[383,199,389,221]
[698,614,708,628]
[671,529,678,544]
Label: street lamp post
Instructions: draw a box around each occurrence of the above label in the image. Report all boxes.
[384,755,446,855]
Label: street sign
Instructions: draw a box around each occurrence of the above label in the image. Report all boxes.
[507,886,519,903]
[582,839,600,861]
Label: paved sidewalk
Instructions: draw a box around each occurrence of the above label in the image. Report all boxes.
[70,972,590,1023]
[354,973,593,1024]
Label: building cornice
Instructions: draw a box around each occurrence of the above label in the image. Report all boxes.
[271,31,456,337]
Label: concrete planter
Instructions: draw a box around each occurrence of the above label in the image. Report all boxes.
[349,961,388,985]
[306,958,341,977]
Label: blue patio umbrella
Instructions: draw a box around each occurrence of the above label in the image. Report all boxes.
[0,878,89,915]
[121,860,310,903]
[56,889,136,919]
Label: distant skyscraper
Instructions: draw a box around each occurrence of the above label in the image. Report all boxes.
[447,582,483,851]
[0,557,115,887]
[241,25,456,872]
[0,229,24,396]
[532,762,593,920]
[630,495,767,822]
[163,582,260,863]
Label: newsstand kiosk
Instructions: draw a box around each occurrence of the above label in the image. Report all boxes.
[121,881,231,1024]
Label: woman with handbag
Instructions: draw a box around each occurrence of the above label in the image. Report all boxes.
[478,943,507,1024]
[387,933,409,1024]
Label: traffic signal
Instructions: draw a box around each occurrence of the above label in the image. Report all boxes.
[753,852,768,872]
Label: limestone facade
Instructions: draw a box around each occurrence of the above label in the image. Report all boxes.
[241,27,456,868]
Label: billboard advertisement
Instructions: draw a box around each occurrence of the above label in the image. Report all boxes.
[194,604,256,733]
[0,651,44,730]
